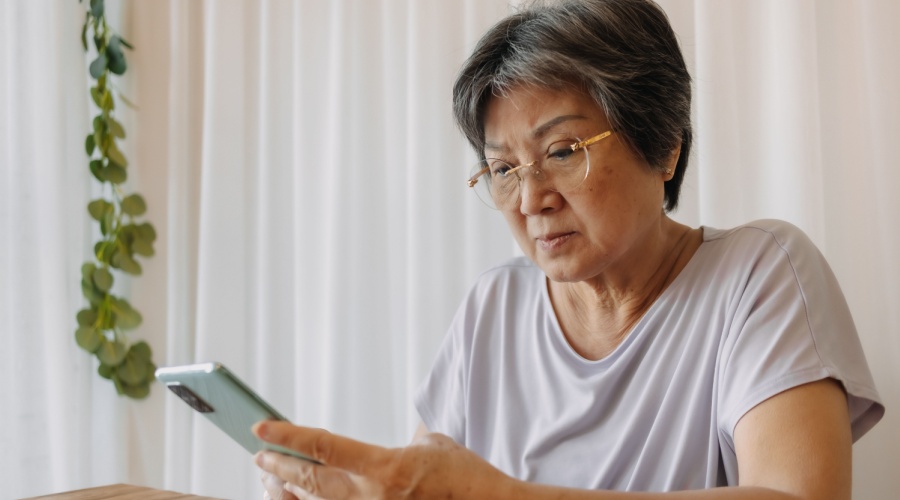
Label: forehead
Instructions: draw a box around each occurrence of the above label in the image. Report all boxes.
[482,85,607,151]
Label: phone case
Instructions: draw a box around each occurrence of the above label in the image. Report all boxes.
[155,362,318,462]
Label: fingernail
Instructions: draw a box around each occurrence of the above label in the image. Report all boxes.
[254,451,268,467]
[252,421,268,439]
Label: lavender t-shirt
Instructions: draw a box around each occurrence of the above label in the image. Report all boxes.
[415,219,883,491]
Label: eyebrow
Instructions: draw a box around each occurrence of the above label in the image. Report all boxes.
[484,114,589,152]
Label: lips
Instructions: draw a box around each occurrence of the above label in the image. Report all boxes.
[536,231,575,250]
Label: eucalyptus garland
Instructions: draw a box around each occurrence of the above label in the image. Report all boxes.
[75,0,156,399]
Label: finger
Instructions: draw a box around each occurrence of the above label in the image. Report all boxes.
[283,482,327,500]
[256,451,356,499]
[260,471,299,500]
[253,421,387,473]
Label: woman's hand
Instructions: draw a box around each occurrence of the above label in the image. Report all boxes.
[252,421,515,499]
[260,469,298,500]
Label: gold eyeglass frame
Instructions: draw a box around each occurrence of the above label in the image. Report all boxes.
[466,130,614,192]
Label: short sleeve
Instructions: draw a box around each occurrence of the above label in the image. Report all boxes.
[717,222,884,444]
[414,303,470,444]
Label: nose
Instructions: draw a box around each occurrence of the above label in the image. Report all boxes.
[517,164,559,215]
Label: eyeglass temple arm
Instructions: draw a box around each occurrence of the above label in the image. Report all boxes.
[467,166,489,188]
[571,130,613,152]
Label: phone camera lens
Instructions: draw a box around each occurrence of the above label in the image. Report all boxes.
[166,383,215,413]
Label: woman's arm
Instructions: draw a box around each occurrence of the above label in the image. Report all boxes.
[511,379,852,500]
[731,378,851,499]
[253,379,851,500]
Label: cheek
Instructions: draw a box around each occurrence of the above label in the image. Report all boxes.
[502,212,527,236]
[578,167,617,205]
[502,212,532,245]
[596,164,660,208]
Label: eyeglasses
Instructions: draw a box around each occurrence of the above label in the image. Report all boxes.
[466,130,613,210]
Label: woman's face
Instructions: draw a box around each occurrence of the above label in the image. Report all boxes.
[482,85,673,283]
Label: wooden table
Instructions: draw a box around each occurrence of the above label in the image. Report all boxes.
[22,483,222,499]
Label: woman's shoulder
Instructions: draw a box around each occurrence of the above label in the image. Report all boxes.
[460,256,544,307]
[702,218,811,245]
[699,219,822,261]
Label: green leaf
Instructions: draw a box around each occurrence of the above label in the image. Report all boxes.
[98,363,114,379]
[97,339,128,366]
[81,278,104,306]
[113,252,142,276]
[99,303,116,329]
[106,140,127,167]
[94,241,114,263]
[117,309,143,330]
[108,34,121,53]
[92,115,106,135]
[109,249,121,268]
[119,224,136,246]
[113,299,143,330]
[95,131,106,156]
[87,199,111,221]
[75,326,103,352]
[85,134,95,156]
[102,211,115,236]
[90,87,103,107]
[132,239,154,257]
[108,56,127,76]
[122,381,151,399]
[131,341,152,360]
[121,194,147,216]
[76,308,98,327]
[81,13,89,51]
[89,159,104,182]
[89,53,107,79]
[81,262,97,281]
[119,37,135,50]
[90,0,105,18]
[108,117,125,138]
[111,373,125,395]
[117,353,148,385]
[136,223,157,242]
[107,38,127,76]
[105,163,127,184]
[117,356,146,385]
[101,90,115,112]
[92,267,113,292]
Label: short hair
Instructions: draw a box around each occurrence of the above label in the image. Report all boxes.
[452,0,692,211]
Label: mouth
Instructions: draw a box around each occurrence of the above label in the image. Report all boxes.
[536,231,575,250]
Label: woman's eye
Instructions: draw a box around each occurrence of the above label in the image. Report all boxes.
[491,163,513,177]
[548,147,574,161]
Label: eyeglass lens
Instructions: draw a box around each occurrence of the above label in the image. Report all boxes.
[469,139,590,210]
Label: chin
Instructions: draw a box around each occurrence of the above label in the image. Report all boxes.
[535,258,585,283]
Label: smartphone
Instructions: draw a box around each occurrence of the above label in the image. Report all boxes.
[155,362,319,463]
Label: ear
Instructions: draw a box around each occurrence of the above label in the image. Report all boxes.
[662,138,682,181]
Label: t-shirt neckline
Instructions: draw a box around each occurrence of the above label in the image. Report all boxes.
[541,226,711,366]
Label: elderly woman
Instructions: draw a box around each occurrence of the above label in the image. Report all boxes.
[254,0,883,498]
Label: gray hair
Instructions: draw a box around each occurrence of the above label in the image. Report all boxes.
[452,0,692,211]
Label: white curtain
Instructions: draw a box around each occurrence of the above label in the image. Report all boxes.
[1,0,897,499]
